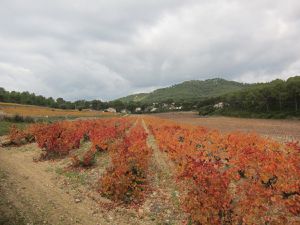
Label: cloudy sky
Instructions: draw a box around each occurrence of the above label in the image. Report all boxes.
[0,0,299,101]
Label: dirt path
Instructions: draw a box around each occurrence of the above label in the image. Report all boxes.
[141,119,184,224]
[0,143,155,225]
[0,145,109,225]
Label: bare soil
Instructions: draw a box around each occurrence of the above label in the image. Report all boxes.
[142,120,184,224]
[152,112,300,142]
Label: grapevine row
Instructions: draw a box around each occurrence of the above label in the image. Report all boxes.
[7,118,134,159]
[5,116,299,223]
[145,117,300,225]
[7,117,152,205]
[99,119,152,204]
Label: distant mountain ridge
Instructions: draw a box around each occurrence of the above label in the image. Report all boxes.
[117,78,250,103]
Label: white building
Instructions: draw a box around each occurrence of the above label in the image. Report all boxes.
[105,107,117,113]
[135,107,142,112]
[213,102,224,109]
[121,109,130,114]
[150,107,158,112]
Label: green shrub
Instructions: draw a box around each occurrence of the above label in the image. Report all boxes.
[198,105,215,116]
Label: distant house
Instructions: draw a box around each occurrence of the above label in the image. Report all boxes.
[213,102,224,109]
[169,105,176,110]
[150,107,158,112]
[121,109,130,114]
[168,104,182,110]
[105,107,117,113]
[135,107,142,113]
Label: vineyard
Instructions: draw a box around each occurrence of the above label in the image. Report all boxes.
[0,116,299,225]
[0,102,114,117]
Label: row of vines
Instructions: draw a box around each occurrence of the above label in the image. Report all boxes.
[4,116,300,224]
[145,117,300,224]
[100,121,151,204]
[6,117,153,204]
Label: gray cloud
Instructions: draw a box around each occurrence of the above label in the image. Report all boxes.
[0,0,299,100]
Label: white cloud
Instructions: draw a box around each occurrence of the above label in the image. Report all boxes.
[0,0,299,100]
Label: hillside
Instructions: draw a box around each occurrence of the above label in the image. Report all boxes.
[200,76,300,118]
[117,93,149,102]
[117,78,249,103]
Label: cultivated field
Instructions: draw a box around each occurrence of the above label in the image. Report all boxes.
[153,111,300,142]
[0,102,114,118]
[0,115,299,225]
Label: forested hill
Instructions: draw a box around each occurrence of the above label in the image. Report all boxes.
[117,78,249,103]
[199,76,300,118]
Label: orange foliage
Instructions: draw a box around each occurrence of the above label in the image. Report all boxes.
[99,121,151,205]
[28,117,134,159]
[145,116,300,225]
[5,114,299,223]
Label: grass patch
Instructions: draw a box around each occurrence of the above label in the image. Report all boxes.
[55,167,87,185]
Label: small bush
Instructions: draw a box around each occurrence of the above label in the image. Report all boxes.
[32,122,83,158]
[198,105,215,116]
[99,164,147,204]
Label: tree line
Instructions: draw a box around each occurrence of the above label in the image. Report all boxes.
[0,87,157,112]
[0,88,107,110]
